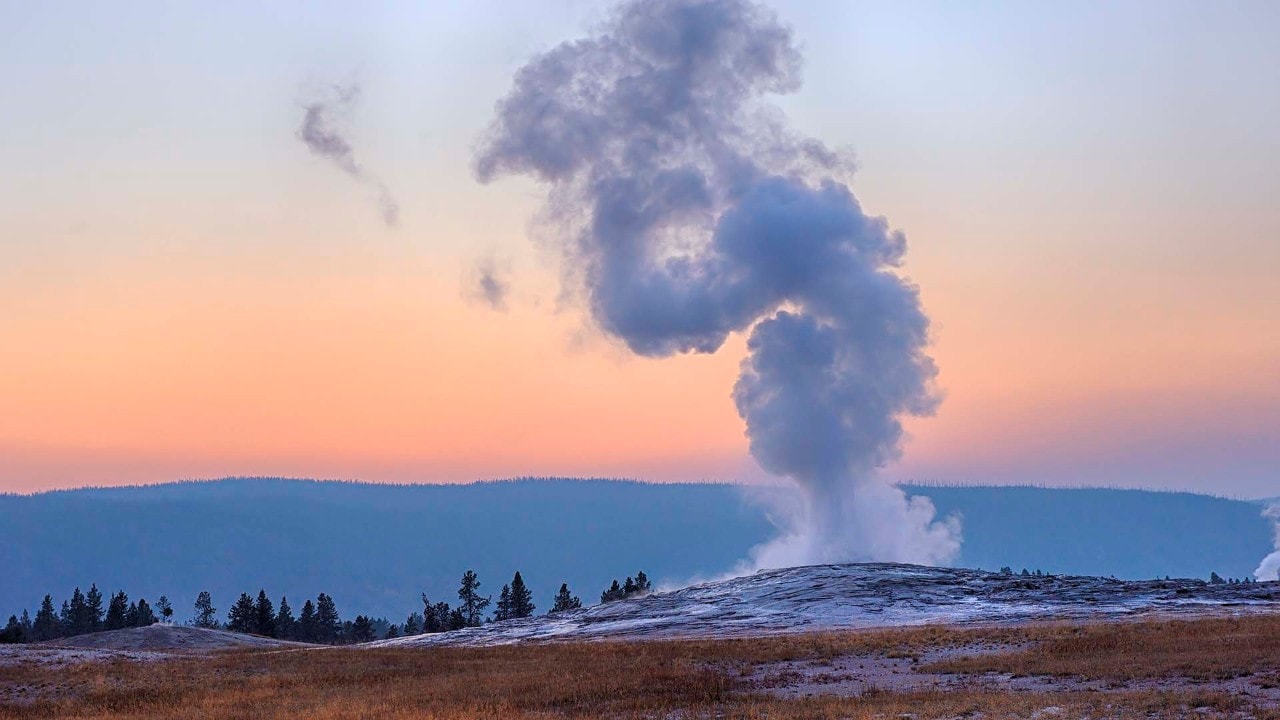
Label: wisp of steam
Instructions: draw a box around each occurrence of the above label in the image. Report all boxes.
[1257,504,1280,582]
[477,0,959,568]
[297,84,400,228]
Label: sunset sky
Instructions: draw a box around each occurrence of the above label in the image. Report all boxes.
[2,1,1277,496]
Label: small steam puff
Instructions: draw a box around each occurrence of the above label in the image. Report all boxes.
[477,0,958,568]
[1256,504,1280,582]
[297,84,400,227]
[467,256,511,311]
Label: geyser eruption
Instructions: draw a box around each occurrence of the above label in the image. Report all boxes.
[477,0,959,567]
[1257,504,1280,582]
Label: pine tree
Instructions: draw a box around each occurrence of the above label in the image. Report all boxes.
[447,607,466,631]
[494,584,512,622]
[106,591,129,630]
[403,612,422,635]
[1,616,23,643]
[298,599,318,642]
[32,595,60,641]
[385,623,399,639]
[156,596,174,624]
[623,577,637,595]
[19,610,32,639]
[509,572,535,618]
[227,593,256,633]
[193,591,217,629]
[275,597,296,641]
[456,571,490,627]
[254,590,276,637]
[601,580,623,604]
[634,571,651,594]
[315,593,341,643]
[350,615,375,643]
[66,587,95,635]
[132,599,157,626]
[551,583,582,613]
[85,584,105,632]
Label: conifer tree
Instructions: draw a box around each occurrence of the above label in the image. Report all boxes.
[551,583,582,613]
[634,571,651,593]
[132,598,157,626]
[298,599,318,642]
[456,571,490,627]
[350,615,375,643]
[32,595,60,641]
[227,593,256,633]
[65,587,92,635]
[105,591,129,630]
[403,612,421,635]
[509,572,535,618]
[193,591,217,629]
[385,624,399,639]
[495,584,512,622]
[19,610,32,639]
[601,579,623,603]
[254,590,276,637]
[447,607,466,631]
[156,596,174,624]
[85,584,105,632]
[275,597,296,640]
[1,616,23,643]
[315,593,341,643]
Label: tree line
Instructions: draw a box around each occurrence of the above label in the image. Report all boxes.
[1,569,650,645]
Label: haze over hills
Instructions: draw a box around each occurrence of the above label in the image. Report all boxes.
[1,478,1273,621]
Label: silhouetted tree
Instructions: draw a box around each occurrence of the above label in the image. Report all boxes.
[131,598,157,626]
[385,623,399,639]
[32,595,60,641]
[601,580,623,604]
[0,616,23,644]
[403,612,422,636]
[192,591,217,629]
[456,571,490,628]
[19,610,32,639]
[105,591,129,630]
[447,607,466,631]
[494,584,512,622]
[509,572,535,619]
[276,597,296,641]
[634,571,651,593]
[315,593,341,643]
[156,596,174,624]
[350,615,376,643]
[227,593,256,633]
[298,599,318,642]
[85,584,105,632]
[551,583,582,613]
[254,591,276,637]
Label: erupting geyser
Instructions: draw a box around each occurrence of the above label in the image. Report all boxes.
[476,0,959,568]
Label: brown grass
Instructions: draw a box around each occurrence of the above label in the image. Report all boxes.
[2,614,1277,719]
[924,614,1280,681]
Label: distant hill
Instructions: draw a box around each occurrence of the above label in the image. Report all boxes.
[1,478,1272,621]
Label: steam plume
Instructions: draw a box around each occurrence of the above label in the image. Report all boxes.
[297,84,400,227]
[467,256,512,311]
[1257,504,1280,582]
[477,0,958,567]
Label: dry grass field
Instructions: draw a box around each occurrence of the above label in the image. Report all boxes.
[2,614,1278,719]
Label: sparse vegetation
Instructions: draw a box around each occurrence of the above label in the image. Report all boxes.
[1,614,1277,718]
